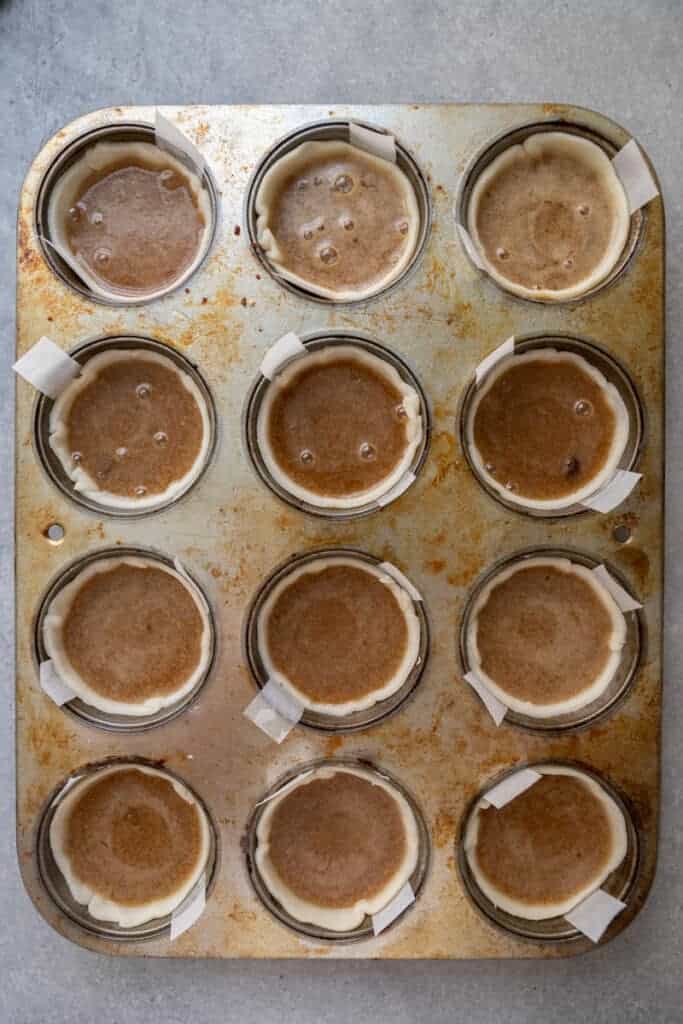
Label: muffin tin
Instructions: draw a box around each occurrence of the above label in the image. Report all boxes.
[15,104,663,959]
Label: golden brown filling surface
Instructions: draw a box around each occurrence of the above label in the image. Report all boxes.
[266,564,409,703]
[473,358,617,500]
[65,769,203,905]
[475,565,614,704]
[475,775,614,906]
[64,357,204,498]
[474,143,621,292]
[63,564,204,702]
[266,149,413,293]
[267,773,407,908]
[267,357,408,497]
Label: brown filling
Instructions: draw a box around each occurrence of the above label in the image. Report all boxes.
[63,563,204,702]
[65,157,205,293]
[266,148,414,292]
[472,357,617,501]
[266,772,408,908]
[265,564,409,703]
[267,356,409,497]
[64,357,204,498]
[475,775,614,907]
[474,141,621,292]
[475,564,614,704]
[65,769,203,905]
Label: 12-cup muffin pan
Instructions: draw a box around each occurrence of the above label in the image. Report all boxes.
[15,104,663,959]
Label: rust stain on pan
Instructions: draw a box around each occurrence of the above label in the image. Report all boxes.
[15,103,663,960]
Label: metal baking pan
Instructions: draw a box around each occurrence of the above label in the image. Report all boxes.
[15,103,663,959]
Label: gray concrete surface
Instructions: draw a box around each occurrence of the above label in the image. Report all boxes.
[1,1,681,1021]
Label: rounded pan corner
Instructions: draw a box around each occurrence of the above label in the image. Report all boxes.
[545,827,659,960]
[17,105,150,221]
[559,103,665,203]
[597,852,659,953]
[15,830,100,957]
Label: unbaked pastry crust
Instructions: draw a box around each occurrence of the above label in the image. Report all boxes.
[255,765,419,931]
[464,765,628,920]
[49,764,210,927]
[43,555,212,716]
[257,556,421,716]
[255,140,420,301]
[465,556,627,718]
[47,140,212,301]
[256,345,422,509]
[467,349,630,510]
[49,349,211,510]
[467,132,630,301]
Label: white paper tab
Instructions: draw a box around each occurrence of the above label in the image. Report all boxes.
[254,769,315,810]
[349,122,396,163]
[475,336,515,384]
[592,564,642,612]
[372,882,415,936]
[613,139,659,214]
[170,874,206,940]
[565,888,626,943]
[59,775,81,798]
[39,660,76,706]
[484,768,542,809]
[41,234,117,300]
[243,678,305,743]
[155,110,206,175]
[260,332,307,380]
[378,561,422,602]
[464,672,508,727]
[582,469,641,513]
[13,337,80,399]
[376,471,416,507]
[456,221,486,270]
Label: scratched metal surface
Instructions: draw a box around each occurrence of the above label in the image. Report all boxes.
[14,103,664,960]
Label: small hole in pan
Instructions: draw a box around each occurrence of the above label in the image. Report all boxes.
[43,523,65,544]
[613,524,632,544]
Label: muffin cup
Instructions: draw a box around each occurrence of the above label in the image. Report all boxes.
[243,330,431,519]
[245,119,431,306]
[35,757,220,942]
[245,757,430,943]
[34,546,216,732]
[459,333,644,518]
[455,119,645,305]
[35,121,219,306]
[32,334,217,518]
[459,546,643,733]
[457,761,641,944]
[243,547,430,733]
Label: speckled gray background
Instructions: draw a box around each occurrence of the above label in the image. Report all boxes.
[1,1,681,1022]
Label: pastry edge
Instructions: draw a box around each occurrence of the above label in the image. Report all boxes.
[48,348,211,510]
[257,556,422,716]
[465,555,627,718]
[464,765,628,920]
[255,140,420,302]
[256,344,423,509]
[255,765,419,931]
[49,764,210,928]
[42,555,212,716]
